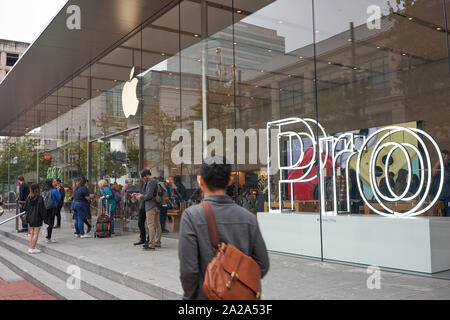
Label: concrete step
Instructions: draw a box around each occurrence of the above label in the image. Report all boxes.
[0,234,156,300]
[0,229,182,299]
[0,245,95,300]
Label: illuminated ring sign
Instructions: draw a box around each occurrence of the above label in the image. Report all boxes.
[356,126,444,217]
[267,118,444,217]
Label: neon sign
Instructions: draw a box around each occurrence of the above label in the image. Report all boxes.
[266,118,444,217]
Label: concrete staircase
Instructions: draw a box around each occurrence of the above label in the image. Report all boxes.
[0,229,167,300]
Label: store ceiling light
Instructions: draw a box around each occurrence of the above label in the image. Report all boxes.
[236,10,242,14]
[194,34,199,37]
[436,27,441,31]
[408,17,413,21]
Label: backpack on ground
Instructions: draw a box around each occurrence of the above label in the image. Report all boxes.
[201,201,261,300]
[95,198,111,238]
[155,181,169,206]
[42,189,53,210]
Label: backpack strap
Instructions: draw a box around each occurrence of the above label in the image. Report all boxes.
[201,201,219,250]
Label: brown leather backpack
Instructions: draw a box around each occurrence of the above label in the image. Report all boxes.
[201,201,261,300]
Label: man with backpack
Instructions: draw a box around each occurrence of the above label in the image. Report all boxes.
[42,179,61,243]
[178,156,270,300]
[132,169,160,251]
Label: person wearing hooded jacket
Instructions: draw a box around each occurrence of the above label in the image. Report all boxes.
[42,179,61,243]
[23,183,45,254]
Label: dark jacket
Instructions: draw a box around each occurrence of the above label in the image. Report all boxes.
[141,178,158,211]
[58,187,66,207]
[24,195,45,228]
[178,194,270,300]
[19,183,30,208]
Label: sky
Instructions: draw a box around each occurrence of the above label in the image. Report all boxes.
[0,0,67,43]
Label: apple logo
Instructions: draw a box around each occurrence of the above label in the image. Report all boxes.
[122,66,139,118]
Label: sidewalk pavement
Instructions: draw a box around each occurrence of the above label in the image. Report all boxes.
[1,210,450,299]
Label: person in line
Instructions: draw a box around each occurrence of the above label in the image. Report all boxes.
[133,169,160,251]
[98,179,117,234]
[42,179,61,243]
[379,171,396,197]
[111,182,122,219]
[84,179,93,232]
[158,176,170,234]
[54,178,65,229]
[173,176,187,204]
[133,171,150,246]
[178,156,270,300]
[17,176,30,233]
[72,177,92,238]
[432,149,450,216]
[23,183,45,254]
[394,169,408,196]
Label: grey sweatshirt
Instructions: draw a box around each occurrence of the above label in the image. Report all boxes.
[178,194,270,300]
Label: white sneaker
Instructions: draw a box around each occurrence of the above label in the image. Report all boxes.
[28,248,34,254]
[46,238,56,243]
[75,234,80,238]
[24,233,30,238]
[80,234,90,238]
[32,248,41,254]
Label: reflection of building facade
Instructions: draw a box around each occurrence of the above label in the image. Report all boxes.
[1,0,450,274]
[168,22,285,78]
[0,39,28,82]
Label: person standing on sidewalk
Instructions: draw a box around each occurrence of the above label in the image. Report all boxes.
[42,179,61,243]
[72,178,92,238]
[54,178,65,229]
[178,156,270,300]
[133,169,160,251]
[23,183,45,254]
[133,171,150,246]
[17,176,30,233]
[98,179,117,235]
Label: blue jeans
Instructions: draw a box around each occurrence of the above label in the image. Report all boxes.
[73,201,87,235]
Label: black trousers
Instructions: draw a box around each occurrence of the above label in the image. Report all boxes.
[46,208,56,239]
[138,205,147,242]
[55,204,63,226]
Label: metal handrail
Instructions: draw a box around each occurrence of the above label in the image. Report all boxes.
[0,211,26,227]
